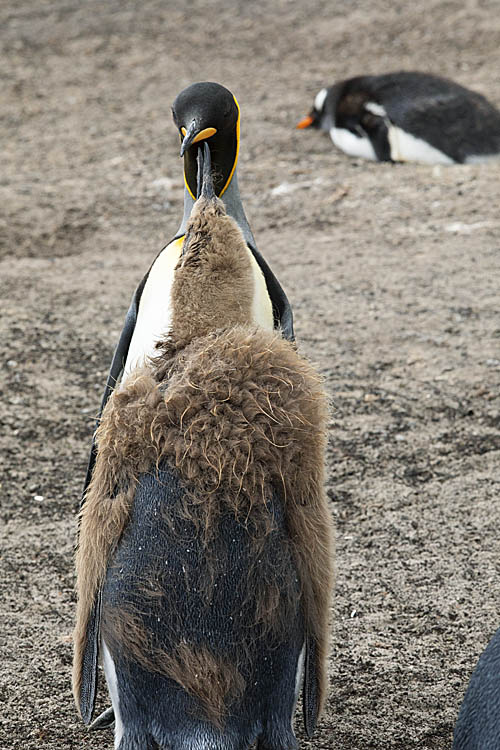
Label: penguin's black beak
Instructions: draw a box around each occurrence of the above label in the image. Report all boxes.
[180,121,218,157]
[196,142,215,200]
[180,121,198,156]
[181,143,215,257]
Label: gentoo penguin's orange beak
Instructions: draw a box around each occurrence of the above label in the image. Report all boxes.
[296,114,315,129]
[180,122,217,156]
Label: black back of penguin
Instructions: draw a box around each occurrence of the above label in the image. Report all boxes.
[453,625,500,750]
[361,72,500,162]
[301,71,500,163]
[102,463,303,750]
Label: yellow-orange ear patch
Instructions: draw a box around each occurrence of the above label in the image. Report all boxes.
[193,127,217,143]
[181,127,217,141]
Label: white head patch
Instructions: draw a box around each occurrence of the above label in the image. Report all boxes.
[314,88,328,113]
[364,101,387,118]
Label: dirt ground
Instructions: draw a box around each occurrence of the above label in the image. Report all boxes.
[1,1,499,748]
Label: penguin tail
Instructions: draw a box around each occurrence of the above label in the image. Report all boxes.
[302,636,320,737]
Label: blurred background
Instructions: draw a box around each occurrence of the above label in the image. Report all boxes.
[1,1,499,748]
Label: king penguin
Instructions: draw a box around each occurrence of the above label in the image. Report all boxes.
[82,82,294,500]
[453,624,500,749]
[73,143,333,749]
[297,71,500,164]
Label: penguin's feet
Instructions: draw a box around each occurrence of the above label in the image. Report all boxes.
[89,705,115,731]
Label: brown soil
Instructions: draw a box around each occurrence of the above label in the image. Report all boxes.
[1,1,499,748]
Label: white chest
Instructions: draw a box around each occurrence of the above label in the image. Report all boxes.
[248,250,274,333]
[329,127,377,161]
[122,238,274,383]
[387,125,454,164]
[123,237,184,381]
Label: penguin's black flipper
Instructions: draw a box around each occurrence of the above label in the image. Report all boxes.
[81,274,148,509]
[359,109,392,162]
[78,278,151,725]
[79,588,103,724]
[302,635,320,738]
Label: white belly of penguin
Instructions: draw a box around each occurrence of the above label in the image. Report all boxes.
[123,237,184,381]
[102,639,124,749]
[123,238,273,382]
[387,125,454,164]
[466,152,500,164]
[329,126,377,161]
[247,249,274,333]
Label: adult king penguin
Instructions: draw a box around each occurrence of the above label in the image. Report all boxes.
[82,82,294,503]
[297,72,500,164]
[74,143,333,749]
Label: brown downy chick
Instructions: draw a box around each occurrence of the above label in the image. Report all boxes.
[74,143,333,750]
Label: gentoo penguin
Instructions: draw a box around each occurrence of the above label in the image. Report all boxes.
[297,71,500,164]
[82,82,294,504]
[73,143,334,750]
[453,625,500,749]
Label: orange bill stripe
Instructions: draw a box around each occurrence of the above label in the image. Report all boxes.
[296,114,314,129]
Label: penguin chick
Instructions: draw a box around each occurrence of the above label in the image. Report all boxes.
[297,71,500,164]
[167,190,255,347]
[73,143,334,750]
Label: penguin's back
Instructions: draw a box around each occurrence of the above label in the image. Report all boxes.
[101,462,303,750]
[324,72,500,163]
[364,72,500,162]
[75,322,331,745]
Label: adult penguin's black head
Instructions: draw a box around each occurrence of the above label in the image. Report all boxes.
[172,82,240,200]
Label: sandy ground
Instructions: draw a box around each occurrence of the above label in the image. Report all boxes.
[1,1,500,748]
